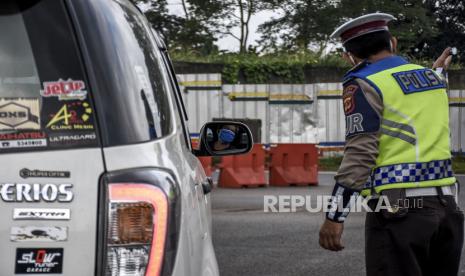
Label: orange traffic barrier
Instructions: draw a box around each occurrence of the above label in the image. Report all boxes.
[191,139,214,177]
[269,144,318,186]
[198,157,213,177]
[218,144,266,188]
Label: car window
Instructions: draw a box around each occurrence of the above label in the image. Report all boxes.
[160,51,192,149]
[0,1,99,153]
[89,0,172,146]
[148,28,191,149]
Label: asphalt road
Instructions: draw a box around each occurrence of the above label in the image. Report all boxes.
[211,173,465,276]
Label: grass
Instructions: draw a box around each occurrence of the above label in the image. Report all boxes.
[318,157,343,172]
[318,156,465,174]
[453,155,465,174]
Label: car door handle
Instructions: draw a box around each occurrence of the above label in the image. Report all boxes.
[202,177,213,195]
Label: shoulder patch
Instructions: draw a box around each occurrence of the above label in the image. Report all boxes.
[343,84,358,114]
[392,69,446,94]
[342,80,380,138]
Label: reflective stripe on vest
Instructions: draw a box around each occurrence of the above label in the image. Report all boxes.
[345,56,456,196]
[380,119,416,145]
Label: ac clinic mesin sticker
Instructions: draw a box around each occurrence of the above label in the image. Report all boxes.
[46,101,94,131]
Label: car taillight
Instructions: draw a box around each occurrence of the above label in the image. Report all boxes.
[106,183,168,276]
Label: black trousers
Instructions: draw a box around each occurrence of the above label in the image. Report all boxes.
[365,196,464,276]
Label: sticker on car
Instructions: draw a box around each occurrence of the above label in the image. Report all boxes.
[15,248,63,274]
[0,132,47,141]
[45,101,94,131]
[19,169,70,179]
[11,226,68,242]
[0,98,40,130]
[0,183,73,203]
[13,208,71,220]
[48,131,97,147]
[40,79,87,101]
[0,139,47,149]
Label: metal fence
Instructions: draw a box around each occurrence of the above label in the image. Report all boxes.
[221,84,269,142]
[314,83,345,148]
[177,74,465,154]
[450,89,465,154]
[177,73,222,134]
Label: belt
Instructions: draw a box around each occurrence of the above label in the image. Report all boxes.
[405,184,457,197]
[368,159,453,188]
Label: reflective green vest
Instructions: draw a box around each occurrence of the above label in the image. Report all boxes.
[344,56,456,196]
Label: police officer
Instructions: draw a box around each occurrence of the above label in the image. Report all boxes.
[319,13,464,276]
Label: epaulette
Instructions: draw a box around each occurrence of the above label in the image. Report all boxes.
[346,61,367,76]
[343,61,368,84]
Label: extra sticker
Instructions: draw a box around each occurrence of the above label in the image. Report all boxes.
[46,101,94,131]
[342,85,358,115]
[13,208,71,220]
[0,98,40,130]
[15,248,63,274]
[40,79,87,101]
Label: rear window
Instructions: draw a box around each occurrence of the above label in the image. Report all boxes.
[0,1,99,153]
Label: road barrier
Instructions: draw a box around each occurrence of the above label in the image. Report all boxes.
[269,144,318,186]
[191,139,214,177]
[218,144,266,188]
[198,157,214,177]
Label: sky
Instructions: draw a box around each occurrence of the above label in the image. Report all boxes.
[166,0,278,52]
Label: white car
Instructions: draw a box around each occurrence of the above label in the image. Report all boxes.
[0,0,253,275]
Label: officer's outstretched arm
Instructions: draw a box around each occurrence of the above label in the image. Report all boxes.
[326,78,382,223]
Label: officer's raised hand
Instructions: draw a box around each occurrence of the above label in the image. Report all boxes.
[319,219,344,251]
[432,47,452,70]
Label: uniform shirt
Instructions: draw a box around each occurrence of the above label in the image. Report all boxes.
[326,76,382,223]
[335,78,382,189]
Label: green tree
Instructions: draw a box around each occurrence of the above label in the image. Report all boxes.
[258,0,438,56]
[130,0,178,43]
[337,0,438,56]
[231,0,279,53]
[258,0,340,52]
[422,0,465,63]
[187,0,279,53]
[169,18,219,55]
[132,0,280,54]
[131,0,219,55]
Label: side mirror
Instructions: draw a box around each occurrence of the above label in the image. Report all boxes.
[194,122,254,157]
